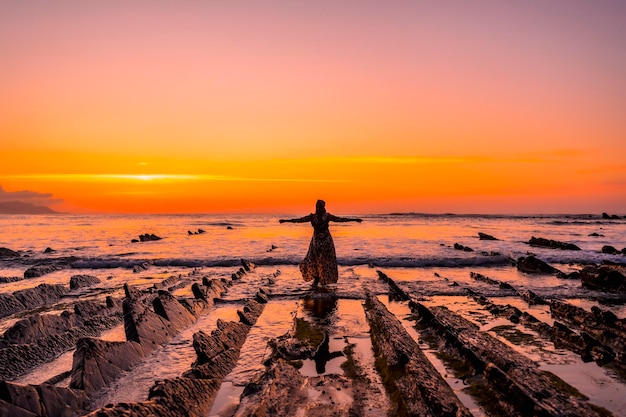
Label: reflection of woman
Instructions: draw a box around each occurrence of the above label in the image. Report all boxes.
[280,200,362,287]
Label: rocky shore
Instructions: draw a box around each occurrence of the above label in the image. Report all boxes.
[1,248,626,415]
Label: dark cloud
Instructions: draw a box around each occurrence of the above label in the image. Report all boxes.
[0,184,62,205]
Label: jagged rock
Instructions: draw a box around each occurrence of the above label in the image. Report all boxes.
[516,256,560,274]
[550,300,626,364]
[469,271,514,290]
[580,265,626,293]
[237,299,264,326]
[0,381,86,417]
[70,337,145,394]
[191,278,225,305]
[0,313,122,381]
[152,290,196,332]
[23,264,66,278]
[194,320,248,365]
[528,236,581,250]
[147,377,221,417]
[454,243,474,252]
[602,245,620,255]
[478,232,499,240]
[124,283,143,299]
[602,212,611,219]
[411,300,608,416]
[74,297,121,318]
[69,274,101,289]
[123,298,173,348]
[0,284,67,319]
[3,312,83,344]
[235,359,307,416]
[377,270,410,301]
[364,293,472,417]
[557,270,581,279]
[241,258,255,272]
[138,233,162,242]
[133,261,152,273]
[43,247,55,253]
[517,289,548,305]
[254,291,269,304]
[589,232,604,237]
[184,319,250,380]
[0,276,24,283]
[153,275,181,290]
[0,247,20,258]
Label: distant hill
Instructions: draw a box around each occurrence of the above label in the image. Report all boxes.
[0,200,58,214]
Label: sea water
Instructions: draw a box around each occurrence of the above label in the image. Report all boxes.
[1,213,625,274]
[2,213,626,414]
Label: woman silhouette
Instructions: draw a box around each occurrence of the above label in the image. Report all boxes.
[280,200,362,287]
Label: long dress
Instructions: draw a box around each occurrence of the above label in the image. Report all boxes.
[299,212,339,285]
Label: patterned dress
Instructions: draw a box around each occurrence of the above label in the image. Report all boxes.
[299,213,340,285]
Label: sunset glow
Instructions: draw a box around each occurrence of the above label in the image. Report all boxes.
[1,2,625,214]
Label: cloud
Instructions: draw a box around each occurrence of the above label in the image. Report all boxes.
[0,184,62,205]
[0,174,348,183]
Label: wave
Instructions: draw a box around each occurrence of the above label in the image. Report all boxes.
[69,254,514,270]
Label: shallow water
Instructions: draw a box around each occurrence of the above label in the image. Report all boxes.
[2,213,626,415]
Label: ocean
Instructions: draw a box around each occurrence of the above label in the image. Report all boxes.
[2,213,625,270]
[2,212,626,415]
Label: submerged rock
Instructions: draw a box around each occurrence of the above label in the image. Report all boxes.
[0,247,20,258]
[580,264,626,293]
[516,256,561,274]
[453,242,474,252]
[478,232,499,240]
[528,236,581,250]
[134,233,162,242]
[602,245,621,255]
[69,274,101,289]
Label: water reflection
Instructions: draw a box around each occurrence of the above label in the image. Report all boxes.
[300,290,344,374]
[302,289,338,324]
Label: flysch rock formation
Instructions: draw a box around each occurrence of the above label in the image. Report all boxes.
[3,257,625,417]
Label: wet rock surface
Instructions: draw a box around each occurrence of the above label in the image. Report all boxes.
[364,292,472,416]
[528,236,581,250]
[0,283,67,319]
[3,257,626,416]
[516,255,562,274]
[0,248,20,258]
[24,264,68,278]
[478,232,498,240]
[0,381,86,417]
[69,275,101,290]
[581,264,626,293]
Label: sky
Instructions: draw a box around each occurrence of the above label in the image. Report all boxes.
[1,1,625,214]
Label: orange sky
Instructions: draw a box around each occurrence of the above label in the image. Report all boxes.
[1,2,625,214]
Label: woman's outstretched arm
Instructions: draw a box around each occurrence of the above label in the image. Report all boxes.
[327,214,362,223]
[279,214,312,223]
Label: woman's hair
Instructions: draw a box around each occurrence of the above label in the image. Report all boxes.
[315,199,326,215]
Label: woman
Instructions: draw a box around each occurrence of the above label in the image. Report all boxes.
[280,200,362,287]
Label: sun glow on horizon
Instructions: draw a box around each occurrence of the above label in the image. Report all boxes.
[1,2,625,214]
